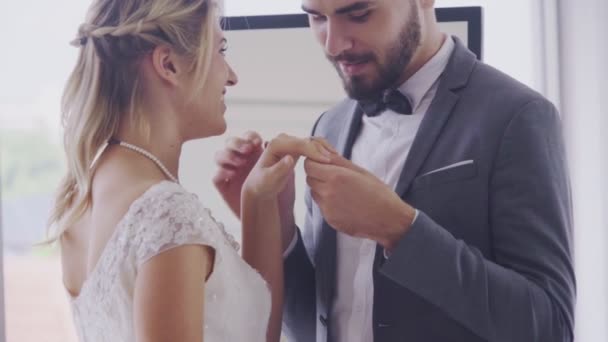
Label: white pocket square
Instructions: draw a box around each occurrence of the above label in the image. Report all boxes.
[421,160,474,177]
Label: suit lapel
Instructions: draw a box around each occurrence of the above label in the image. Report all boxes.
[393,90,460,197]
[394,38,477,198]
[315,101,364,309]
[337,103,365,159]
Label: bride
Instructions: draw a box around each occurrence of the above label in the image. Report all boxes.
[48,0,335,341]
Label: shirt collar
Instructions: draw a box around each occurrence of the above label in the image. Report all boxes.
[398,35,455,112]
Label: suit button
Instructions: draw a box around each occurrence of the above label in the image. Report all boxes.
[319,315,328,327]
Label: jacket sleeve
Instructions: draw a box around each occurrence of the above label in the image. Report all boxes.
[380,99,576,342]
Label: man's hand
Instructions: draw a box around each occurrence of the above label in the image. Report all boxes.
[241,134,335,251]
[304,153,416,251]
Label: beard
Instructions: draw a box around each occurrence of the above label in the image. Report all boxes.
[329,8,422,101]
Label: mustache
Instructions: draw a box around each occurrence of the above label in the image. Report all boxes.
[329,52,375,64]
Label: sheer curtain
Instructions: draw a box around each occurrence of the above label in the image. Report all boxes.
[556,0,608,340]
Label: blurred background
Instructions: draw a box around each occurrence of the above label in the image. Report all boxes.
[0,0,605,341]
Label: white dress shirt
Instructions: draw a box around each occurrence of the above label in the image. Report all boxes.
[331,36,455,342]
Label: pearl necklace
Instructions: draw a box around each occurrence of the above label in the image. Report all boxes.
[108,138,179,183]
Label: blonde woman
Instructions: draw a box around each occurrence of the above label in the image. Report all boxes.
[49,0,335,341]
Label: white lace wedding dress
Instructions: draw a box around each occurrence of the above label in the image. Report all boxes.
[69,181,271,341]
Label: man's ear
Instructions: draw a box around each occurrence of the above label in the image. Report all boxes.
[151,45,181,86]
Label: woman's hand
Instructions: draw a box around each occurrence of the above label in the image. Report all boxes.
[239,134,336,342]
[242,134,336,200]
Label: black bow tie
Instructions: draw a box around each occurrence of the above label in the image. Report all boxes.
[359,89,413,117]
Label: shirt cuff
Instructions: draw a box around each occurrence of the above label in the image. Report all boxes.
[384,209,419,259]
[283,230,299,258]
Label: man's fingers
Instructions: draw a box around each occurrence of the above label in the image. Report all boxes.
[298,137,366,174]
[306,176,325,189]
[297,137,334,158]
[311,137,339,155]
[309,188,324,207]
[325,152,368,174]
[304,159,341,180]
[299,139,332,163]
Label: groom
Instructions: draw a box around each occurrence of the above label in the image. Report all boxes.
[214,0,575,341]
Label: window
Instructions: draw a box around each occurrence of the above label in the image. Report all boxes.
[1,1,89,340]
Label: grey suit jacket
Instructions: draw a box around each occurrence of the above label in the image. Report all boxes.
[283,37,575,342]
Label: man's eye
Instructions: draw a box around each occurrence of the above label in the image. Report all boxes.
[311,14,327,22]
[350,10,372,22]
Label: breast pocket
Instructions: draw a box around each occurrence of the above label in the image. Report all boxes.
[412,161,478,190]
[408,160,486,245]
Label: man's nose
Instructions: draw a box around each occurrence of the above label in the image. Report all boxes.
[324,20,353,58]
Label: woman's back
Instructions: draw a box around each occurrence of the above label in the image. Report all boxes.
[61,149,163,298]
[63,179,271,341]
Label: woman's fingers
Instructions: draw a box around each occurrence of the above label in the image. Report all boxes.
[265,134,336,164]
[225,132,263,155]
[212,168,237,188]
[214,149,248,169]
[267,155,295,179]
[242,131,263,146]
[225,136,252,154]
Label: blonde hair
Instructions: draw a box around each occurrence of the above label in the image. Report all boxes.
[48,0,218,241]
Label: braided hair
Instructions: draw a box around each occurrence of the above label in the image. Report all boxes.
[48,0,219,241]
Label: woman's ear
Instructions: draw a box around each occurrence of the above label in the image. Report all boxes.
[151,45,181,86]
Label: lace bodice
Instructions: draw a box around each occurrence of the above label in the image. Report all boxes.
[70,181,271,341]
